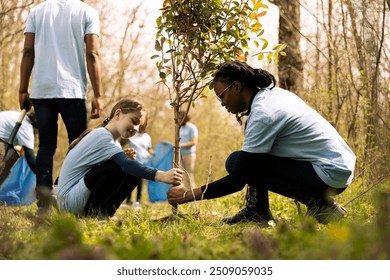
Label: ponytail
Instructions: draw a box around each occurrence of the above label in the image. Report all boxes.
[254,68,276,89]
[213,60,276,125]
[213,60,276,90]
[67,99,142,152]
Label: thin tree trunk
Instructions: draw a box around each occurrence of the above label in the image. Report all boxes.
[273,0,303,93]
[327,0,334,123]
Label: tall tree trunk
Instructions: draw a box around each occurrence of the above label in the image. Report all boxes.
[364,0,386,161]
[327,0,334,123]
[273,0,303,93]
[345,0,386,175]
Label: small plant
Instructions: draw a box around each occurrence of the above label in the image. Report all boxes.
[153,0,285,213]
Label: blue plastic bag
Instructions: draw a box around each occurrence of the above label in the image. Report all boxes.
[147,142,174,203]
[0,156,36,206]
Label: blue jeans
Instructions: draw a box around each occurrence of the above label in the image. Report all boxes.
[32,99,87,189]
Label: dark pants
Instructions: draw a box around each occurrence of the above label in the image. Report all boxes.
[225,151,346,209]
[127,180,143,203]
[83,160,141,217]
[135,180,143,202]
[32,99,87,189]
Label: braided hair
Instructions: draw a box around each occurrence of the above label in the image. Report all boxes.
[213,60,276,124]
[68,99,142,151]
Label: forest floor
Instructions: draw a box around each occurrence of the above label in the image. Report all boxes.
[0,180,389,260]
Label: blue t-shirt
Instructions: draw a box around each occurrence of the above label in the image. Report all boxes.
[57,128,157,214]
[25,0,100,99]
[179,123,198,155]
[0,111,34,150]
[243,87,356,188]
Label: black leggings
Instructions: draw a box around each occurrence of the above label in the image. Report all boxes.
[126,180,143,203]
[83,160,140,216]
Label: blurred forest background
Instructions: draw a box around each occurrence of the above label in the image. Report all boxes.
[0,0,389,193]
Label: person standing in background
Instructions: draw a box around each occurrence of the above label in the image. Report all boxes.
[124,111,154,206]
[178,111,198,190]
[18,0,103,213]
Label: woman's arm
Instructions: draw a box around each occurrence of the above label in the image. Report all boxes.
[168,151,256,205]
[179,135,198,148]
[111,152,183,185]
[111,152,157,180]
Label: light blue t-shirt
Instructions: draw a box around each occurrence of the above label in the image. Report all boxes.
[243,87,356,188]
[129,132,152,165]
[25,0,100,99]
[0,111,34,150]
[57,128,122,214]
[180,123,198,155]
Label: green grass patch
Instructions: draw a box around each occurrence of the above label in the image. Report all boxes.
[0,181,389,260]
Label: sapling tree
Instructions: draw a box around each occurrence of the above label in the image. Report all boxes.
[153,0,284,212]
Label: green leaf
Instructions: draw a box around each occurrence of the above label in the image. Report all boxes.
[267,52,273,63]
[241,39,249,48]
[262,40,268,50]
[155,40,162,51]
[156,16,162,27]
[159,72,167,79]
[258,29,265,36]
[273,52,279,64]
[272,43,282,50]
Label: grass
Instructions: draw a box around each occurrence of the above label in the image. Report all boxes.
[0,181,389,260]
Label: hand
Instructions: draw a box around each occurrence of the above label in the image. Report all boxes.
[19,92,32,111]
[124,147,136,160]
[14,145,24,157]
[155,168,183,185]
[167,186,186,205]
[91,97,103,119]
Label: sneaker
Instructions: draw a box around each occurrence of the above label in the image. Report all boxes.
[36,194,57,208]
[131,201,140,207]
[222,208,274,227]
[306,202,347,224]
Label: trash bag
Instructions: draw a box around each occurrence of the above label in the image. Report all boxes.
[147,141,174,203]
[0,156,36,206]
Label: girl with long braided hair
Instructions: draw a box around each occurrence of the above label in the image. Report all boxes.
[168,60,356,226]
[57,99,183,217]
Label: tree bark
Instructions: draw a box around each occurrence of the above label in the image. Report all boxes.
[273,0,303,93]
